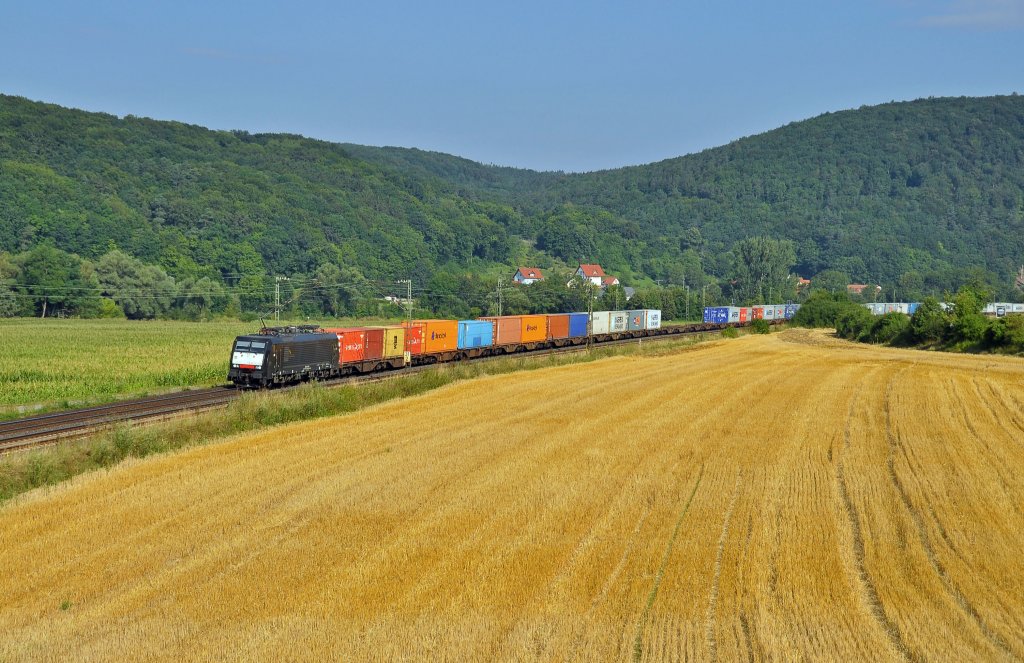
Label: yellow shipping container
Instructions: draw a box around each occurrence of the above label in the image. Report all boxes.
[520,315,548,343]
[365,325,406,358]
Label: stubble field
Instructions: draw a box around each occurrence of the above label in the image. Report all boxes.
[1,329,1022,661]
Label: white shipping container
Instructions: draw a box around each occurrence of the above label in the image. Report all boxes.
[609,311,628,332]
[591,312,610,335]
[773,305,786,319]
[762,306,775,320]
[645,309,662,330]
[727,307,741,322]
[1012,304,1024,313]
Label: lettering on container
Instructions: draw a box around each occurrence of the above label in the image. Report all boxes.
[526,324,537,332]
[431,331,447,340]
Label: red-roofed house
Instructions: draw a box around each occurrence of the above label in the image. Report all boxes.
[601,275,620,287]
[572,263,607,287]
[847,283,881,296]
[513,267,544,285]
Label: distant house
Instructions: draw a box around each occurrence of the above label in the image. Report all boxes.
[796,277,811,290]
[571,263,608,287]
[623,286,636,300]
[847,283,881,297]
[513,267,544,285]
[601,275,620,287]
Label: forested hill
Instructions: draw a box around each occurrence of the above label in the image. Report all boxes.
[2,93,1024,308]
[349,96,1024,290]
[0,95,519,282]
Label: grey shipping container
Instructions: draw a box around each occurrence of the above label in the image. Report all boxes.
[626,309,646,331]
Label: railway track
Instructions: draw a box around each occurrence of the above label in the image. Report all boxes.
[0,325,727,454]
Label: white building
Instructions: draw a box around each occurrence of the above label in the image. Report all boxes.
[513,267,544,285]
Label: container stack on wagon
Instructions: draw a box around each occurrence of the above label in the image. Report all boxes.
[703,305,799,324]
[457,320,494,350]
[862,302,1024,317]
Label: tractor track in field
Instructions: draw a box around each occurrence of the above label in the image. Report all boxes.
[0,325,735,454]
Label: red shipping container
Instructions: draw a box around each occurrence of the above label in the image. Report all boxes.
[752,306,765,320]
[362,327,384,360]
[323,328,367,364]
[403,322,425,355]
[547,314,570,339]
[738,307,749,323]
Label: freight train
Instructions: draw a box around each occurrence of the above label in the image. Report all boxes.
[228,307,797,388]
[230,309,669,388]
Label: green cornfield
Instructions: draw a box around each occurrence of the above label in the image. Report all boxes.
[0,318,395,416]
[0,319,253,415]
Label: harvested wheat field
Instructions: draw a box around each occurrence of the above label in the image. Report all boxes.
[2,329,1024,662]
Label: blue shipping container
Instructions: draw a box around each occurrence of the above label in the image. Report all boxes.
[784,304,800,320]
[908,302,920,315]
[703,307,729,324]
[457,320,494,349]
[568,312,589,338]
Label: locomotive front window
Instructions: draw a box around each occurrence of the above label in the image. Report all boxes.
[249,341,266,349]
[234,340,251,350]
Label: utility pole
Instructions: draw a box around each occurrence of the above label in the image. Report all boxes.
[496,278,504,316]
[686,285,690,321]
[397,279,412,326]
[586,282,595,351]
[274,276,289,321]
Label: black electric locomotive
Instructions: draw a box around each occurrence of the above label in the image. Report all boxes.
[228,326,339,388]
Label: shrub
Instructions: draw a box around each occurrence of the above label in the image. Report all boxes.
[986,315,1024,351]
[910,297,949,343]
[868,312,911,344]
[792,291,862,328]
[835,306,874,341]
[950,285,990,344]
[721,327,739,338]
[751,319,771,334]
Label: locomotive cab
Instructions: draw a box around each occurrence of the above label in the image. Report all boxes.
[228,336,269,387]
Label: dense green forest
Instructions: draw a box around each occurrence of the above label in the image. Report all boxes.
[1,93,1023,319]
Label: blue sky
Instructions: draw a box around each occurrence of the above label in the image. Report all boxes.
[2,0,1023,171]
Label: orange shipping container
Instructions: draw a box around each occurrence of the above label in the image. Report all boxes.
[413,319,459,354]
[482,315,548,344]
[521,315,548,342]
[547,314,569,339]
